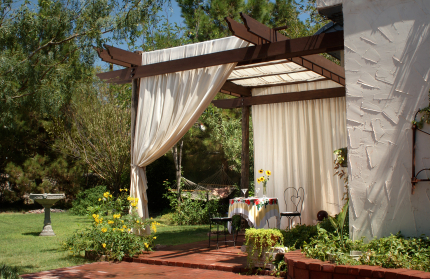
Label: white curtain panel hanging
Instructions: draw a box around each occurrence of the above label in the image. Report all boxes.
[131,37,249,223]
[252,80,347,228]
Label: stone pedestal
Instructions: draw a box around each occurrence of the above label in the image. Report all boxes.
[29,193,65,236]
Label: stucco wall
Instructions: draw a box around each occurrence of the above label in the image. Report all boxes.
[316,0,342,9]
[343,0,430,240]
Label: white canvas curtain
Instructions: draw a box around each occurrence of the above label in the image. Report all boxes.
[131,37,249,222]
[252,80,347,228]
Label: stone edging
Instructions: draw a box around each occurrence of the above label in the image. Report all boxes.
[284,250,430,279]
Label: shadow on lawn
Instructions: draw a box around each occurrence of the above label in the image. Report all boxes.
[21,232,41,236]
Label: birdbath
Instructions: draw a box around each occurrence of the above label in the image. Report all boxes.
[29,193,65,236]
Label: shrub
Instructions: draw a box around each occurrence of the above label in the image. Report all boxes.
[64,189,159,260]
[244,228,284,268]
[163,180,221,225]
[0,264,20,279]
[69,185,107,215]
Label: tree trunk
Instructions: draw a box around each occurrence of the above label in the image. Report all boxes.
[172,140,183,203]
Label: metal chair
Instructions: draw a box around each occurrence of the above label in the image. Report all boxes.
[208,215,237,249]
[207,193,237,249]
[280,187,304,230]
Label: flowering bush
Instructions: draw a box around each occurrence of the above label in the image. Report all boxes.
[64,189,159,260]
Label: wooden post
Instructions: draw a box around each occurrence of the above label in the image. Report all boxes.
[241,105,250,194]
[131,78,139,167]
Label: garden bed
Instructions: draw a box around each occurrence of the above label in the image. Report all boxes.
[284,250,430,279]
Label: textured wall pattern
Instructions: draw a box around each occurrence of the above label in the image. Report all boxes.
[317,0,342,9]
[344,0,430,240]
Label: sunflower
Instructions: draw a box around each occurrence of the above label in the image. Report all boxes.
[257,178,261,183]
[258,169,264,174]
[266,170,271,176]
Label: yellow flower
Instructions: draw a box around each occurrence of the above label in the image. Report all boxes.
[124,189,128,192]
[109,194,112,198]
[102,243,106,248]
[128,228,131,232]
[113,214,121,219]
[122,225,127,229]
[103,192,110,198]
[144,243,149,248]
[120,189,123,192]
[121,220,124,223]
[113,228,116,231]
[153,236,157,240]
[151,217,153,219]
[119,229,124,232]
[266,170,271,176]
[259,176,265,182]
[136,220,140,224]
[108,220,114,225]
[127,196,132,201]
[92,214,97,218]
[101,228,107,233]
[98,198,101,201]
[99,218,103,223]
[258,169,264,174]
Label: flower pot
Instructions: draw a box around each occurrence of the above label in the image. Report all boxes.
[241,245,287,269]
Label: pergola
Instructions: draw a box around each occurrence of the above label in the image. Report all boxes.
[96,14,345,225]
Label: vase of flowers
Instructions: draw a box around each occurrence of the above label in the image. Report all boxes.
[257,169,271,197]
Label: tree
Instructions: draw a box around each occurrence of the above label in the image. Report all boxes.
[51,76,132,193]
[0,0,164,124]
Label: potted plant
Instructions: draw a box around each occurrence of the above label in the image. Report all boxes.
[242,228,286,270]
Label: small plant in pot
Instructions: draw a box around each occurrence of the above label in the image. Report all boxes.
[243,228,285,270]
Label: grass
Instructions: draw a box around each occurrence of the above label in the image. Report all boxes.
[0,212,91,275]
[0,212,219,274]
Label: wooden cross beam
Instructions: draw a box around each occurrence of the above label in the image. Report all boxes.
[96,31,344,83]
[211,87,346,109]
[226,15,345,85]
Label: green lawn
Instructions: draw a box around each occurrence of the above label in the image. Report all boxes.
[0,212,215,274]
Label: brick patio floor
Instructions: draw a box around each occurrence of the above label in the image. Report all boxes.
[21,236,277,278]
[20,262,272,279]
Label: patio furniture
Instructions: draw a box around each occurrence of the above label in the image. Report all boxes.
[227,197,280,233]
[280,187,304,230]
[208,215,237,249]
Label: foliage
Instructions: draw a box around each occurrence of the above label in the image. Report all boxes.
[64,190,159,260]
[359,234,430,271]
[4,154,83,199]
[0,264,20,279]
[162,180,221,225]
[0,0,164,124]
[281,215,335,249]
[334,147,348,201]
[413,107,430,129]
[69,185,107,215]
[51,79,131,193]
[328,201,349,249]
[244,228,284,268]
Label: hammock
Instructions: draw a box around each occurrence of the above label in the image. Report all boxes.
[170,168,237,199]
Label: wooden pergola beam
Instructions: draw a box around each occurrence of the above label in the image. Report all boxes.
[225,17,265,45]
[96,31,344,83]
[96,48,132,68]
[104,45,141,66]
[226,17,345,86]
[220,81,252,97]
[211,87,345,109]
[241,13,288,43]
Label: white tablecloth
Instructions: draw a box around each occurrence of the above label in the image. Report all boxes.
[227,197,280,233]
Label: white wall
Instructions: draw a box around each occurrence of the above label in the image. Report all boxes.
[343,0,430,240]
[317,0,341,9]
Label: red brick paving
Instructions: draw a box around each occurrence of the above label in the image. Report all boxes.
[20,262,272,279]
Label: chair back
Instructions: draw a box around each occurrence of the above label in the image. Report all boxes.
[283,187,305,213]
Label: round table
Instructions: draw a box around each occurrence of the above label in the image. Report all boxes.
[227,197,280,233]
